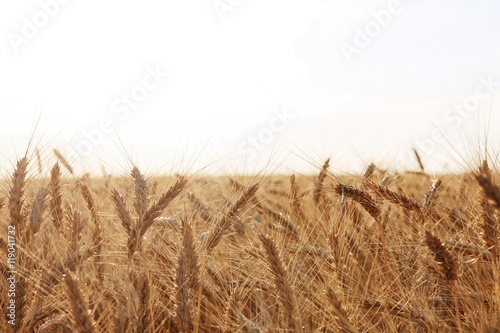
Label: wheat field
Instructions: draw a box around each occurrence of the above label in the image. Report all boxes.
[1,150,499,332]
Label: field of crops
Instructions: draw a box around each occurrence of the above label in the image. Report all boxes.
[1,151,499,332]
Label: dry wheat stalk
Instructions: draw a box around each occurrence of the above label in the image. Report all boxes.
[49,162,64,234]
[113,308,130,333]
[27,186,48,243]
[414,148,425,172]
[35,148,43,175]
[111,188,134,235]
[445,241,491,261]
[9,157,28,229]
[188,192,213,223]
[132,167,149,222]
[424,230,461,332]
[204,183,259,254]
[39,246,97,298]
[79,184,103,246]
[334,184,380,219]
[133,273,151,332]
[236,311,261,333]
[66,204,87,254]
[367,181,423,214]
[259,205,299,239]
[423,179,442,212]
[227,295,261,333]
[342,231,375,274]
[64,271,94,333]
[448,208,467,230]
[289,174,305,221]
[140,176,188,237]
[258,234,302,332]
[126,176,187,258]
[290,174,298,201]
[177,218,202,333]
[314,158,330,204]
[181,219,201,295]
[325,287,358,333]
[362,163,376,188]
[53,148,74,175]
[334,183,392,296]
[361,297,434,327]
[475,161,500,209]
[425,231,457,282]
[176,238,193,332]
[288,246,334,264]
[80,183,104,283]
[21,300,59,332]
[479,196,498,262]
[15,276,28,331]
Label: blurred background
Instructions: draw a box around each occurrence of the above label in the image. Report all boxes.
[1,0,500,175]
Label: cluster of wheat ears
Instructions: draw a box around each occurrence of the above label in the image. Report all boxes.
[1,148,500,332]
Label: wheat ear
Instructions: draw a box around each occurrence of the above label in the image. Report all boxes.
[111,189,133,235]
[49,162,63,234]
[53,149,74,175]
[475,161,500,209]
[63,271,94,333]
[80,184,104,284]
[367,181,424,214]
[325,287,358,333]
[424,231,461,332]
[9,157,28,230]
[204,183,259,254]
[334,184,391,297]
[258,234,302,332]
[313,158,330,205]
[131,166,149,222]
[27,186,48,244]
[413,148,425,172]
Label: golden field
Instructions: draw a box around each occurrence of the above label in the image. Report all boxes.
[1,151,499,332]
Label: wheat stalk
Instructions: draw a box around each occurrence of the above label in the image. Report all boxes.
[9,157,28,229]
[313,158,330,204]
[53,149,74,175]
[49,162,64,234]
[111,188,134,235]
[413,148,425,172]
[367,181,424,214]
[204,183,258,254]
[63,271,94,333]
[334,183,392,296]
[80,183,104,284]
[132,167,149,222]
[423,179,442,212]
[140,176,188,236]
[424,230,461,332]
[325,287,358,333]
[27,186,48,244]
[258,234,302,332]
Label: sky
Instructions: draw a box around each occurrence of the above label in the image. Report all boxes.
[1,0,500,175]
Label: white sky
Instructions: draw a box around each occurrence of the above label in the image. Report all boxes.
[1,0,500,175]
